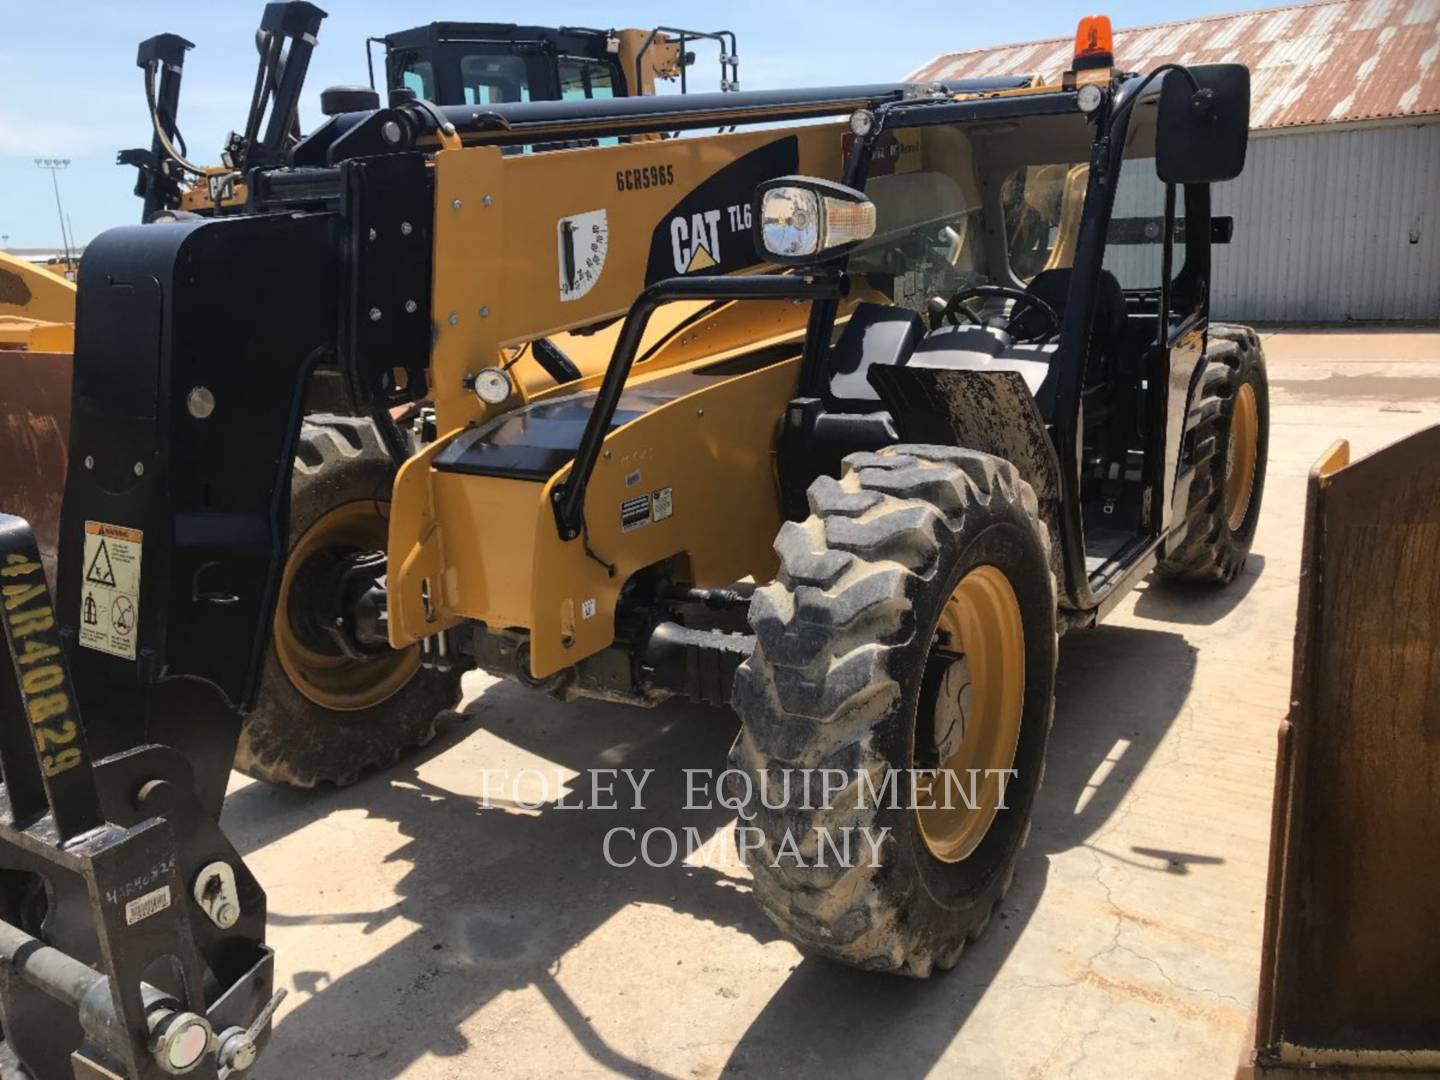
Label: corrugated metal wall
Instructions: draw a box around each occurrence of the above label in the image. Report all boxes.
[1211,121,1440,323]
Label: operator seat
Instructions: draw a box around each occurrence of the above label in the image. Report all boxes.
[823,302,925,411]
[1011,267,1128,380]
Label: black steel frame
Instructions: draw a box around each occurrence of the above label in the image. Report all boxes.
[0,517,274,1079]
[550,273,846,541]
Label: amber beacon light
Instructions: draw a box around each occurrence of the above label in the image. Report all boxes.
[1072,14,1114,70]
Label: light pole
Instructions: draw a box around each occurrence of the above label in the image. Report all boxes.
[34,158,74,267]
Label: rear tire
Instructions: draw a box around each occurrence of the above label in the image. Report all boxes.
[1157,323,1269,585]
[234,417,463,788]
[729,445,1057,975]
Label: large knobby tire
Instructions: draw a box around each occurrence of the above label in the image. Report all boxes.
[1157,324,1269,585]
[234,417,463,787]
[730,446,1057,976]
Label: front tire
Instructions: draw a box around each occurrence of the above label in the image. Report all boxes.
[730,446,1057,975]
[234,417,463,788]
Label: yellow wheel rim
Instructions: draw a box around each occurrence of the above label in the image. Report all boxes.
[915,565,1025,863]
[1225,382,1259,531]
[273,500,420,711]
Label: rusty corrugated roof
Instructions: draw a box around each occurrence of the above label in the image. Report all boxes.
[907,0,1440,130]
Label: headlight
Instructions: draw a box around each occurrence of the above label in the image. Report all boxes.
[471,367,513,405]
[754,177,876,265]
[760,187,821,258]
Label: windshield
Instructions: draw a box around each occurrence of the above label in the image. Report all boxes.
[846,118,1093,317]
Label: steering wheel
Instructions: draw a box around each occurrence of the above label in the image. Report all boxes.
[941,285,1060,343]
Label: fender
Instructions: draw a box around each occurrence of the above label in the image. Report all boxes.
[868,365,1073,608]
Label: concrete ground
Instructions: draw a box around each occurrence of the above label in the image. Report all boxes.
[225,327,1440,1079]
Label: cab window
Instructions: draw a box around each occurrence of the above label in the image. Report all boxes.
[460,54,531,104]
[845,127,990,314]
[1102,159,1184,292]
[558,57,617,146]
[558,58,615,101]
[397,58,435,100]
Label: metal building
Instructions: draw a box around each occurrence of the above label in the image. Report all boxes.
[909,0,1440,322]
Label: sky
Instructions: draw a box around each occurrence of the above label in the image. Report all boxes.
[0,0,1253,249]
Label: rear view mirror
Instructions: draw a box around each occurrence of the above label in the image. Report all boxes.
[1211,216,1234,244]
[1157,63,1249,184]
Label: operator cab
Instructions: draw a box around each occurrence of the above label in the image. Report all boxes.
[374,23,738,106]
[379,24,624,105]
[798,97,1205,587]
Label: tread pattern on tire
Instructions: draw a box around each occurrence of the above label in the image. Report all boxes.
[233,416,463,788]
[729,444,1056,976]
[1157,323,1269,585]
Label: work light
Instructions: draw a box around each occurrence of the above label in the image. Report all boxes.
[753,177,876,266]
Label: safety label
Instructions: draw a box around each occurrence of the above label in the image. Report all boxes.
[78,521,142,661]
[620,494,651,533]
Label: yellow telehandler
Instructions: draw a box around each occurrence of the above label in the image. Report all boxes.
[0,7,1265,1076]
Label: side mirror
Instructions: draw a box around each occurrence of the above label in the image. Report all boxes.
[752,176,876,267]
[1156,63,1249,184]
[1211,216,1234,244]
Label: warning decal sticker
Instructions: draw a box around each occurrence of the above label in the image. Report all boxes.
[620,494,651,533]
[78,521,142,661]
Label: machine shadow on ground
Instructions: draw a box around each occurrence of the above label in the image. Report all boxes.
[1130,557,1266,626]
[220,620,1199,1079]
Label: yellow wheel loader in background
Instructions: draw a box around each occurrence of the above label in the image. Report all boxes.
[0,253,73,585]
[0,6,1267,1075]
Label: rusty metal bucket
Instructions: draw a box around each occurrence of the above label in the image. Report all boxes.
[1246,430,1440,1077]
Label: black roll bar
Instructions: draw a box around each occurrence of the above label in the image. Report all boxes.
[551,273,848,541]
